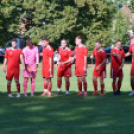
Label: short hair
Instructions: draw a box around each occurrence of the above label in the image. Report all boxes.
[41,37,49,42]
[115,39,121,44]
[11,38,18,43]
[95,40,102,44]
[76,36,82,40]
[61,39,67,44]
[26,38,32,44]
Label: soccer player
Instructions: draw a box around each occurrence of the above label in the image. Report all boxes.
[90,40,107,96]
[39,38,54,97]
[3,39,25,97]
[56,39,72,96]
[125,39,134,96]
[73,36,88,97]
[111,40,125,95]
[23,38,39,96]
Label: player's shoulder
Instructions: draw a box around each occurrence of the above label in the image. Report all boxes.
[101,49,106,53]
[66,47,72,52]
[82,44,87,49]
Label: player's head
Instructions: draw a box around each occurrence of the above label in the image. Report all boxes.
[26,38,33,48]
[41,37,49,47]
[95,40,102,50]
[61,39,67,49]
[115,40,121,49]
[11,39,18,49]
[75,36,82,45]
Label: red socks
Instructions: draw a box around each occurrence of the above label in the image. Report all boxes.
[117,81,122,91]
[112,82,116,92]
[83,81,87,92]
[44,83,48,89]
[7,83,11,94]
[65,81,70,91]
[77,81,82,92]
[93,81,98,91]
[16,82,20,93]
[101,83,104,94]
[57,79,62,89]
[131,83,134,91]
[48,84,52,92]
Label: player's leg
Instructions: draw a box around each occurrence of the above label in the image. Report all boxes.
[23,77,29,96]
[7,79,13,97]
[56,77,62,95]
[112,78,116,95]
[41,77,48,96]
[14,79,21,98]
[47,78,52,97]
[82,76,87,97]
[31,77,35,96]
[64,77,70,96]
[92,77,98,95]
[129,76,134,96]
[100,78,104,96]
[77,76,83,96]
[116,77,122,95]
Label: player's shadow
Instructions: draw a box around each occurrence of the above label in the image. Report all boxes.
[0,91,134,134]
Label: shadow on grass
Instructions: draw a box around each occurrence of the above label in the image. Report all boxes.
[0,91,134,134]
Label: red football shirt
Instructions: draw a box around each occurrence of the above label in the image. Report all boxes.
[129,44,134,64]
[111,48,125,70]
[74,45,88,68]
[93,49,107,70]
[5,48,22,71]
[58,47,72,68]
[42,45,54,69]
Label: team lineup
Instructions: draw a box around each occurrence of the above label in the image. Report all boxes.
[3,36,134,97]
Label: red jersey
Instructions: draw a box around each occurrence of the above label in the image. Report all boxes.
[111,48,125,70]
[93,49,107,70]
[129,44,134,64]
[58,46,72,68]
[74,45,88,68]
[5,48,22,71]
[42,45,54,69]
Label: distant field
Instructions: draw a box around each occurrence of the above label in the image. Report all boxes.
[0,64,134,134]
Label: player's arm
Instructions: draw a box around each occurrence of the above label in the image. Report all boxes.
[112,52,121,58]
[83,55,87,72]
[20,54,25,71]
[90,54,94,59]
[3,58,7,73]
[119,57,125,70]
[125,52,131,57]
[60,57,72,65]
[35,49,39,72]
[96,58,107,71]
[57,55,61,65]
[49,57,53,75]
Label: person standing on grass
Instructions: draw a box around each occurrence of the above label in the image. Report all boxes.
[56,39,72,96]
[39,38,54,97]
[110,40,125,95]
[72,36,88,97]
[23,38,39,97]
[125,39,134,96]
[90,40,107,96]
[3,38,25,97]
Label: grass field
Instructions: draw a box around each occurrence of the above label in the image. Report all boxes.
[0,64,134,134]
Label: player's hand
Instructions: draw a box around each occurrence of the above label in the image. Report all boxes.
[96,65,100,71]
[90,55,93,59]
[22,66,25,71]
[119,65,123,70]
[49,69,52,76]
[38,41,43,46]
[27,66,32,72]
[3,67,6,73]
[83,66,87,72]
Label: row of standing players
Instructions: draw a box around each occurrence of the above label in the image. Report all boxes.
[3,36,134,97]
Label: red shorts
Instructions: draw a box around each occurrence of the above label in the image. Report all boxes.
[75,67,87,76]
[57,65,71,77]
[131,64,134,76]
[111,68,123,78]
[93,69,106,78]
[6,70,19,80]
[42,67,54,78]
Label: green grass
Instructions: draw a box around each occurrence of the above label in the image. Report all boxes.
[0,64,134,134]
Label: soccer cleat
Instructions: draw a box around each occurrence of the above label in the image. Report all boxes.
[129,91,134,96]
[56,90,62,95]
[41,91,48,96]
[92,90,99,95]
[100,93,103,96]
[115,90,121,95]
[16,93,20,98]
[48,93,51,97]
[83,93,88,97]
[8,94,13,97]
[77,93,83,96]
[66,93,69,96]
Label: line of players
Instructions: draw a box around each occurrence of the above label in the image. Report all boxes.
[3,36,134,97]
